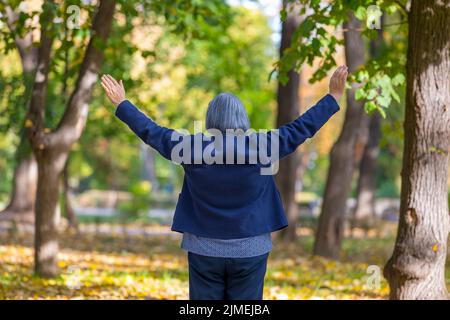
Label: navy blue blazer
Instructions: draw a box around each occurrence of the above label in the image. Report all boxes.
[115,94,340,239]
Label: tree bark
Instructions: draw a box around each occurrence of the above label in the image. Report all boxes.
[313,12,369,259]
[351,112,381,230]
[0,142,37,222]
[60,24,78,233]
[26,0,116,277]
[4,6,39,74]
[384,0,450,300]
[62,157,78,232]
[34,152,64,277]
[27,0,58,277]
[275,1,303,241]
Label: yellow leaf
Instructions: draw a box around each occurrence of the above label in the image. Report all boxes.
[25,119,33,128]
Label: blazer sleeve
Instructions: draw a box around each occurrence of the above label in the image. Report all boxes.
[115,99,178,160]
[269,94,340,159]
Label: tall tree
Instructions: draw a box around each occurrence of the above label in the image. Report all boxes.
[0,5,39,221]
[276,1,406,254]
[275,1,303,240]
[14,0,232,277]
[351,20,384,230]
[26,0,116,277]
[384,0,450,299]
[313,12,369,259]
[62,157,78,232]
[351,112,381,227]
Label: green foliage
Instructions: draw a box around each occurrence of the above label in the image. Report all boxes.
[0,0,233,130]
[0,62,27,134]
[0,1,37,54]
[1,0,256,197]
[275,0,408,116]
[376,180,399,198]
[302,155,330,195]
[146,0,232,38]
[117,181,152,222]
[71,4,275,192]
[376,84,405,197]
[180,6,276,129]
[0,133,16,202]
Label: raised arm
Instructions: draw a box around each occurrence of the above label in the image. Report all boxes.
[271,65,348,159]
[101,74,177,160]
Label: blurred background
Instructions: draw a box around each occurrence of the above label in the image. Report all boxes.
[0,0,448,299]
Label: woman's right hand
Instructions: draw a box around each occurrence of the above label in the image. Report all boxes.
[329,65,348,102]
[101,74,126,107]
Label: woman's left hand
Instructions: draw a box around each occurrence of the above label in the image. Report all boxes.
[101,74,126,107]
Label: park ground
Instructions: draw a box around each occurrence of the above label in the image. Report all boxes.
[1,223,449,300]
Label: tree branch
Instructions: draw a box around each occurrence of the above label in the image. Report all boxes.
[26,1,55,150]
[4,6,39,74]
[50,0,116,149]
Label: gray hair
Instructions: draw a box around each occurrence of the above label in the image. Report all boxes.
[205,93,250,133]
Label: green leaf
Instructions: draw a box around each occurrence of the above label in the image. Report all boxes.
[392,73,405,86]
[377,107,387,118]
[367,89,377,100]
[311,38,321,52]
[280,7,287,22]
[364,101,377,113]
[355,88,366,101]
[391,90,401,103]
[298,19,315,37]
[354,6,367,20]
[376,95,391,108]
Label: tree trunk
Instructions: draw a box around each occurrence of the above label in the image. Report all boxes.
[62,157,78,232]
[313,13,369,259]
[351,21,384,234]
[0,7,39,221]
[384,0,450,300]
[26,0,116,277]
[34,152,65,277]
[0,143,37,222]
[275,1,303,241]
[351,112,381,231]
